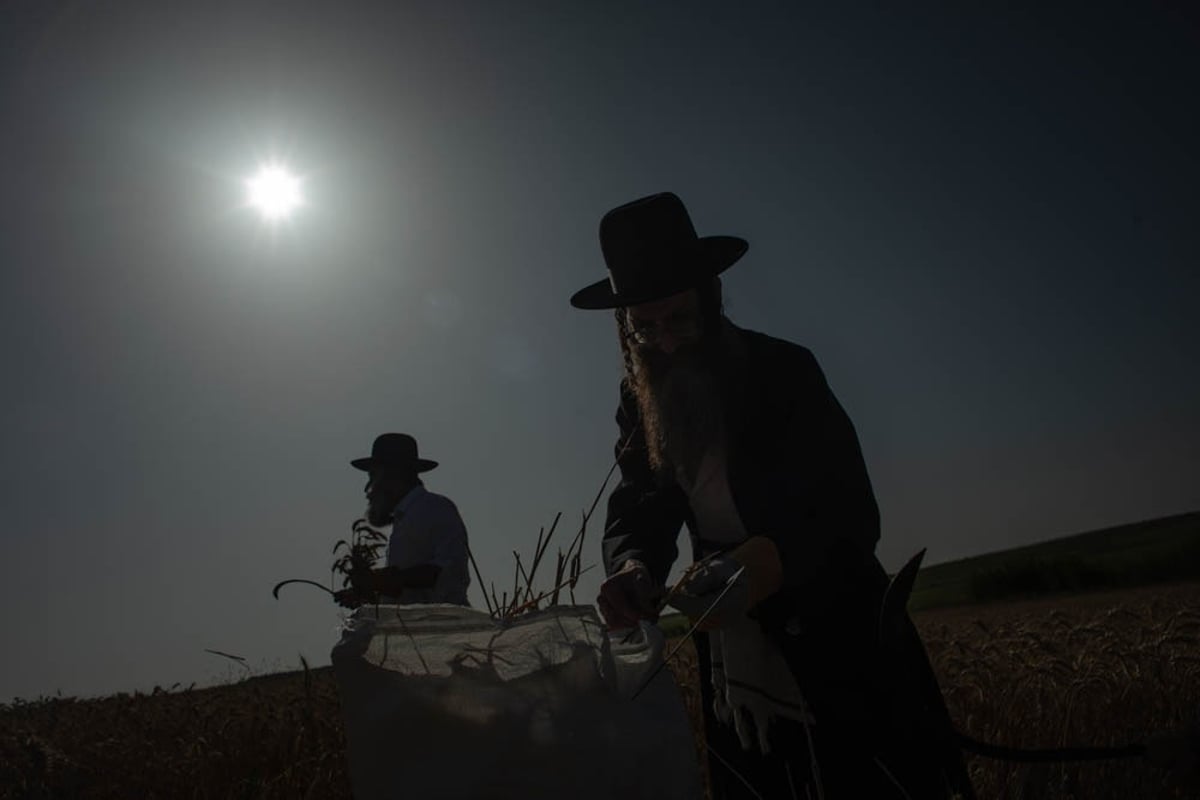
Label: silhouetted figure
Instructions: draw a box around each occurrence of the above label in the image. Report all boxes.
[334,433,471,607]
[572,192,974,798]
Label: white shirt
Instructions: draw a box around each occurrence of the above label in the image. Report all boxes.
[677,447,814,753]
[384,484,471,606]
[676,447,748,546]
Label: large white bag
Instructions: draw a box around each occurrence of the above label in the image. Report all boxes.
[331,603,701,800]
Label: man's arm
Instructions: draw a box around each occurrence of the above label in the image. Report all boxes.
[335,498,468,606]
[600,380,687,587]
[672,345,881,625]
[749,346,882,622]
[369,563,441,594]
[333,562,441,607]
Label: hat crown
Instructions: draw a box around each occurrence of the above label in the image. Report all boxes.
[600,193,705,297]
[570,191,746,310]
[371,433,418,463]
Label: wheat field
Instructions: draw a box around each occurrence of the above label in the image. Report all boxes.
[3,583,1197,799]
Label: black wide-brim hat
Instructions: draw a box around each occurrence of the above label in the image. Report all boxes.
[351,433,438,473]
[569,191,748,310]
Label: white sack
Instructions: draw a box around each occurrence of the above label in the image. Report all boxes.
[331,604,700,800]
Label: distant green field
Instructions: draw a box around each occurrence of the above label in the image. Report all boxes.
[908,510,1200,611]
[654,512,1200,625]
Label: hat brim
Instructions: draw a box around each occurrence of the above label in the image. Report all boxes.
[569,236,748,310]
[350,457,439,473]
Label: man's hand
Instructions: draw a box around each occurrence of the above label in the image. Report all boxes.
[667,537,782,630]
[334,568,382,608]
[333,587,365,609]
[667,555,747,630]
[349,565,377,594]
[597,559,663,630]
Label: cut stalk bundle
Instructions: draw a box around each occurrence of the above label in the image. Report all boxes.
[478,443,629,620]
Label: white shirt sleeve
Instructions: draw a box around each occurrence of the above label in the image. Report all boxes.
[428,499,469,570]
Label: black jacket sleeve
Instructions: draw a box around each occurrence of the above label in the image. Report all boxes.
[599,380,687,587]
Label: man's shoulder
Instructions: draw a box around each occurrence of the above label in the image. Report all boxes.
[731,324,821,374]
[416,489,466,521]
[418,488,457,508]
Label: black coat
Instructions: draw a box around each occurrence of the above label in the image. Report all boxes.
[602,323,882,622]
[601,322,974,798]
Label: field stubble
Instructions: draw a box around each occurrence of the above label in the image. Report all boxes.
[3,583,1197,799]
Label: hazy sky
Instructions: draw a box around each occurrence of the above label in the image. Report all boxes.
[2,2,1197,702]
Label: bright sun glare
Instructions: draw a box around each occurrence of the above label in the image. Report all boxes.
[244,163,304,222]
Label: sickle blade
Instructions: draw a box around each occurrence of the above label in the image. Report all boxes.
[878,548,926,648]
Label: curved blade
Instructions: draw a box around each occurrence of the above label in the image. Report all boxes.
[878,548,926,648]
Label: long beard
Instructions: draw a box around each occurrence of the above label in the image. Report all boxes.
[629,336,726,483]
[365,499,394,528]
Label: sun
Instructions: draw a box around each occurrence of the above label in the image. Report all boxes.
[244,162,304,222]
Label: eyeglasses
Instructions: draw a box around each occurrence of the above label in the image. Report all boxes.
[626,310,702,346]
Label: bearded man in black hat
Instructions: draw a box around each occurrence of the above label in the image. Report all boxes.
[334,433,471,607]
[572,193,974,799]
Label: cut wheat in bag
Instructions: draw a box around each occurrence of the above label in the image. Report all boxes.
[331,603,701,800]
